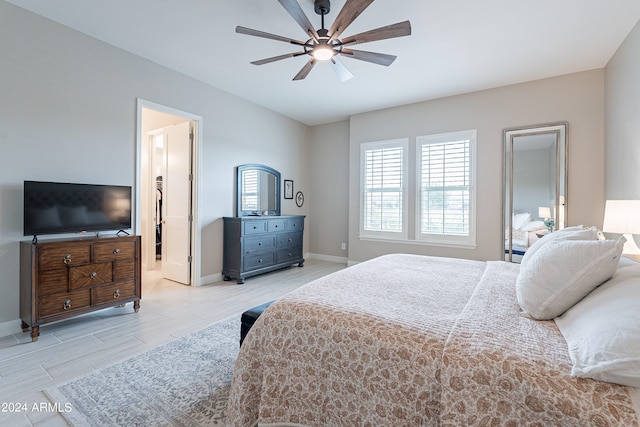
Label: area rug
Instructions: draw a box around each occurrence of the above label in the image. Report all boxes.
[45,316,240,426]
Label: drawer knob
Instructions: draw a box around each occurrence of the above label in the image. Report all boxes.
[90,272,97,279]
[258,258,263,263]
[258,242,262,246]
[113,289,120,299]
[113,248,121,254]
[288,238,292,243]
[63,254,72,265]
[63,299,72,310]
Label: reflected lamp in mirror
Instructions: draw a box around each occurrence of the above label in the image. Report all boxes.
[603,200,640,255]
[538,206,554,233]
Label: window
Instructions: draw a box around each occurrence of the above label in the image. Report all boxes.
[360,139,408,240]
[417,130,476,246]
[241,169,259,211]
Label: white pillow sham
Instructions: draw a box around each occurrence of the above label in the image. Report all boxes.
[555,264,640,387]
[516,236,624,320]
[520,226,597,267]
[512,212,532,230]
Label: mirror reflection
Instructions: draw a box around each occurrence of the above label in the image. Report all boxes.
[504,123,568,262]
[237,164,281,216]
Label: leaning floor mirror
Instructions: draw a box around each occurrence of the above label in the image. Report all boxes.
[503,122,568,262]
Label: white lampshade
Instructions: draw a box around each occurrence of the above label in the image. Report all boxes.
[603,200,640,255]
[538,207,551,219]
[603,200,640,234]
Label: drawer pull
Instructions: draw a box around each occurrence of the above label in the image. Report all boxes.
[288,238,293,243]
[63,299,72,310]
[258,242,262,246]
[288,252,292,257]
[113,289,121,299]
[63,254,72,265]
[90,272,97,279]
[253,226,258,230]
[258,258,263,263]
[113,248,120,254]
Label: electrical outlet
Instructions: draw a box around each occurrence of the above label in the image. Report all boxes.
[341,242,347,250]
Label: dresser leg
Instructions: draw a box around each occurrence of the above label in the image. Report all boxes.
[134,300,140,313]
[31,326,39,342]
[237,278,245,285]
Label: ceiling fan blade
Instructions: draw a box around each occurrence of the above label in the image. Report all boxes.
[330,57,354,82]
[251,52,306,65]
[328,0,374,41]
[236,26,306,46]
[340,48,397,66]
[341,21,412,46]
[278,0,320,41]
[293,58,317,80]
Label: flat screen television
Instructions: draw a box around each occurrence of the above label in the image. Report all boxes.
[24,180,132,237]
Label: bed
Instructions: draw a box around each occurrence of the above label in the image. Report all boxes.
[505,212,547,255]
[227,233,640,426]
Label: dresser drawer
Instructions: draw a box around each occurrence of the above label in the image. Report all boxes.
[277,232,302,248]
[69,262,113,289]
[243,235,276,253]
[277,247,303,264]
[267,219,285,232]
[243,220,267,235]
[286,217,304,231]
[243,251,276,271]
[94,239,137,262]
[39,288,91,318]
[94,280,136,305]
[38,269,69,295]
[38,244,91,270]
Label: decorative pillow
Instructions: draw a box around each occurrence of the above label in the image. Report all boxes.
[555,264,640,387]
[516,236,624,320]
[512,212,532,230]
[520,226,597,267]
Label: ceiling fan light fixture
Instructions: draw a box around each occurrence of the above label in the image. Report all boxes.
[312,44,334,61]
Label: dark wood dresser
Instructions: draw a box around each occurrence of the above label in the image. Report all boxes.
[20,235,141,341]
[223,215,305,284]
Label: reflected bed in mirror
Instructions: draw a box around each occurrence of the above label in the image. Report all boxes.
[503,122,568,262]
[236,164,281,216]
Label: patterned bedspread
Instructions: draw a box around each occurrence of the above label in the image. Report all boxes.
[226,254,639,426]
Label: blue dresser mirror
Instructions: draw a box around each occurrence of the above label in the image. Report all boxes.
[236,164,281,216]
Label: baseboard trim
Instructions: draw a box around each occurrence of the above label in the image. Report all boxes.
[305,253,348,265]
[0,319,23,338]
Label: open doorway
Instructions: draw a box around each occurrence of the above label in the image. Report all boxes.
[136,99,202,286]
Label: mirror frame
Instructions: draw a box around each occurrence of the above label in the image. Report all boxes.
[236,164,281,216]
[503,122,568,262]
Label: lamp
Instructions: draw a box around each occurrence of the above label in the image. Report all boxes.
[538,206,554,232]
[603,200,640,255]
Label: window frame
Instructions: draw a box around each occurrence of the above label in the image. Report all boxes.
[415,130,477,247]
[359,138,409,241]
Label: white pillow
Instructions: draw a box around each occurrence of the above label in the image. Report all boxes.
[520,226,597,267]
[512,212,532,230]
[555,264,640,387]
[521,220,546,232]
[516,237,624,320]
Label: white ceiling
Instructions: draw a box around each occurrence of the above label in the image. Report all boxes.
[6,0,640,126]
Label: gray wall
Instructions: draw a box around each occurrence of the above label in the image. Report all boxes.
[605,20,640,200]
[0,2,310,331]
[308,121,350,261]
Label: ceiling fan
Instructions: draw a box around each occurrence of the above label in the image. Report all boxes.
[236,0,412,81]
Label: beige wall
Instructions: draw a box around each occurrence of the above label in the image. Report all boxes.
[345,71,605,263]
[605,20,640,200]
[0,2,310,331]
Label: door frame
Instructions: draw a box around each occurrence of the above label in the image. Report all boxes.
[135,98,203,286]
